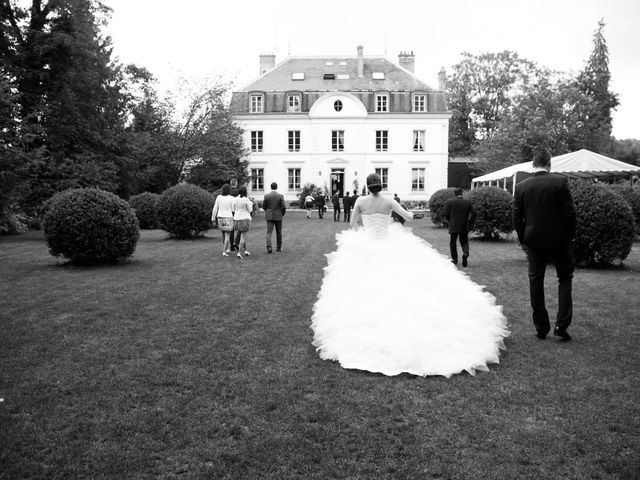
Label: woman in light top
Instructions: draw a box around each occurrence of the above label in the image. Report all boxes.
[232,186,254,258]
[211,183,235,256]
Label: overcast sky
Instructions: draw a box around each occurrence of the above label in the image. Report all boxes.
[105,0,639,139]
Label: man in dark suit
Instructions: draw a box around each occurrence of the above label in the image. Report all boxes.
[342,191,352,223]
[445,188,476,266]
[331,191,341,222]
[351,189,359,207]
[513,148,577,341]
[262,182,286,253]
[315,191,325,219]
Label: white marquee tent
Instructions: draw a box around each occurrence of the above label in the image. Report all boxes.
[471,149,640,194]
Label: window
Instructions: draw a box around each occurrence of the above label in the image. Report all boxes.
[332,130,344,151]
[334,100,343,112]
[287,94,301,112]
[372,72,385,80]
[375,130,388,152]
[251,168,264,191]
[288,130,300,152]
[291,72,305,80]
[337,73,350,80]
[288,168,301,190]
[412,168,425,191]
[250,94,263,113]
[323,73,336,80]
[376,94,388,112]
[413,94,426,112]
[250,131,263,152]
[413,130,425,151]
[375,168,389,191]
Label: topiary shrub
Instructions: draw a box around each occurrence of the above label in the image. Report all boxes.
[607,185,640,237]
[43,188,139,264]
[570,180,635,266]
[428,188,457,226]
[157,183,214,239]
[129,192,160,229]
[468,186,513,239]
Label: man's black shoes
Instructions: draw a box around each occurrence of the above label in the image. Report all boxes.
[462,256,468,267]
[535,331,548,340]
[553,327,572,342]
[267,247,273,254]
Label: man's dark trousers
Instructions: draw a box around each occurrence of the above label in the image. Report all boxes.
[527,244,574,334]
[449,231,469,263]
[266,220,282,250]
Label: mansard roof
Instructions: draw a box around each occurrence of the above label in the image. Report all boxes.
[237,56,433,93]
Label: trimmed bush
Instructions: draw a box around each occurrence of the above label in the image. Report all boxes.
[129,192,160,229]
[607,185,640,236]
[468,186,513,239]
[157,183,214,239]
[570,181,635,266]
[428,188,457,226]
[43,188,139,264]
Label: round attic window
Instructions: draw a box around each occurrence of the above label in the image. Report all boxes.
[334,100,343,112]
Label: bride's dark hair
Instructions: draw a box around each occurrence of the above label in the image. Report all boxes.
[366,173,383,194]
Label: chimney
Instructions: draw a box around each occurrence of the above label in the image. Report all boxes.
[398,51,415,73]
[357,45,364,78]
[259,53,276,75]
[438,67,447,91]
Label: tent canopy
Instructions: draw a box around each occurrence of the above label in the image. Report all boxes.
[471,149,640,188]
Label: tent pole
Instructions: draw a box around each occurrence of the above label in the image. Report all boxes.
[512,172,517,195]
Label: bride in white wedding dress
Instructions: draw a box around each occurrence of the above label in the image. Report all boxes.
[311,174,510,378]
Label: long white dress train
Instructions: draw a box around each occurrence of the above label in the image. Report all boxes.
[311,213,510,377]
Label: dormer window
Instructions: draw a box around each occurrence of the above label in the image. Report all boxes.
[337,74,350,80]
[413,94,426,112]
[323,73,336,80]
[287,94,301,113]
[291,72,305,80]
[250,94,264,113]
[372,72,385,80]
[376,93,389,112]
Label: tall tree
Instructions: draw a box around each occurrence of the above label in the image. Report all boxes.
[447,51,544,156]
[576,19,619,153]
[477,74,592,166]
[1,0,127,210]
[173,80,248,191]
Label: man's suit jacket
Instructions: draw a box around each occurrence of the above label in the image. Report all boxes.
[331,193,340,208]
[445,196,476,233]
[342,195,351,211]
[513,171,576,248]
[262,190,286,221]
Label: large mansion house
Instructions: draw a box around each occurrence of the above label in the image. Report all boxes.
[230,46,451,202]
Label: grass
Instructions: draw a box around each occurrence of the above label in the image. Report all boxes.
[1,212,639,479]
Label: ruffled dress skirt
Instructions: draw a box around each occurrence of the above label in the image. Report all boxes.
[311,221,510,377]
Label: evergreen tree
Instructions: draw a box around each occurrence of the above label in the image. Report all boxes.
[1,0,127,210]
[576,19,619,152]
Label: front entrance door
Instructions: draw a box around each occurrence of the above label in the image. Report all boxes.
[331,169,344,197]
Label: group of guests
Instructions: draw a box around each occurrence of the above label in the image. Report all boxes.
[304,190,362,222]
[211,184,256,258]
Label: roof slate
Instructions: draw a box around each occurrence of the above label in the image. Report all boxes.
[237,56,434,93]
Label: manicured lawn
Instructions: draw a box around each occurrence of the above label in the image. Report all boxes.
[1,212,639,479]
